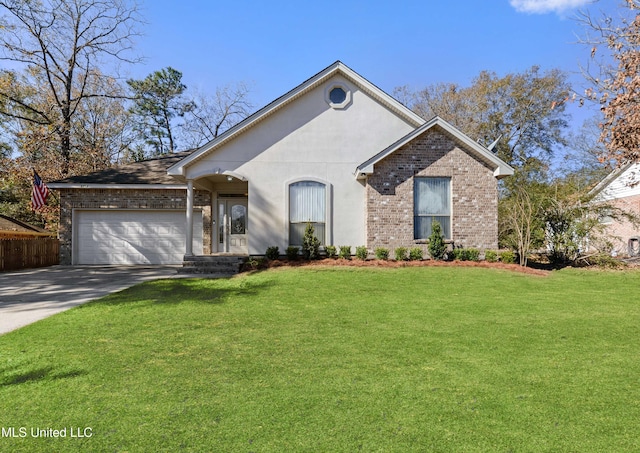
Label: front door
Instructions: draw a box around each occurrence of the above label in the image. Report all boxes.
[218,198,248,254]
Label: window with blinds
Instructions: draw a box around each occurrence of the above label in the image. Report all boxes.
[414,177,451,239]
[289,181,326,245]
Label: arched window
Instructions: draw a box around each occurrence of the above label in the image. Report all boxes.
[289,181,326,245]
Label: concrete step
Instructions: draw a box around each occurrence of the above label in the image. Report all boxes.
[179,255,247,275]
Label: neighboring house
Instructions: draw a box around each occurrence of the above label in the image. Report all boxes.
[49,61,513,265]
[0,215,48,238]
[590,162,640,256]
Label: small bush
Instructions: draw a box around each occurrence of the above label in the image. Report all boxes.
[409,247,423,261]
[394,247,408,261]
[325,245,337,258]
[355,246,368,261]
[265,246,280,260]
[586,253,625,269]
[452,248,464,261]
[339,246,352,260]
[465,248,480,262]
[499,250,516,264]
[301,222,321,260]
[428,221,446,260]
[484,250,498,263]
[452,248,480,261]
[243,257,267,271]
[286,246,300,260]
[375,247,389,260]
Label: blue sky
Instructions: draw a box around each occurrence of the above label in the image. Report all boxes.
[133,0,617,129]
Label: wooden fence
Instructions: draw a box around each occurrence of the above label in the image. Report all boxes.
[0,233,60,271]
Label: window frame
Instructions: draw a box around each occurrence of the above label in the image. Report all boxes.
[325,82,352,109]
[286,178,332,246]
[413,177,452,240]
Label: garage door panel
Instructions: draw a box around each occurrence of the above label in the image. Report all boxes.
[75,210,203,265]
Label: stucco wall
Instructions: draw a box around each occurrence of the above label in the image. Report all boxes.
[184,74,417,254]
[57,188,211,264]
[366,128,499,255]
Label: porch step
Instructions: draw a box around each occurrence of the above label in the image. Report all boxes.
[179,255,247,276]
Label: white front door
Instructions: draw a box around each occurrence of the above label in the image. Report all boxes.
[218,198,248,254]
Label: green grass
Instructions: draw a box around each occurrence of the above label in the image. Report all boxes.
[1,267,640,452]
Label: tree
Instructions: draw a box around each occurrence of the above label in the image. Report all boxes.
[72,73,135,168]
[179,83,253,149]
[558,114,612,188]
[127,67,192,156]
[396,66,571,171]
[0,0,141,175]
[578,1,640,164]
[499,184,545,266]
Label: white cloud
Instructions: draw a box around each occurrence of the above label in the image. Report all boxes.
[509,0,591,14]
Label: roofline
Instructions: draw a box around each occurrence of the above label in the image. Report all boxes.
[587,162,634,198]
[355,116,515,179]
[47,183,188,190]
[167,61,426,176]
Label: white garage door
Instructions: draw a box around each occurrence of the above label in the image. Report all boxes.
[75,210,203,265]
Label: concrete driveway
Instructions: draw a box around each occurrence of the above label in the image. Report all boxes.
[0,266,179,335]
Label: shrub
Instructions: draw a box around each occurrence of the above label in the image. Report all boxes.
[409,247,423,261]
[452,248,464,261]
[484,250,498,263]
[325,245,337,258]
[286,246,299,260]
[374,247,389,260]
[301,222,321,260]
[394,247,408,261]
[339,246,352,260]
[355,246,368,261]
[499,250,516,264]
[589,254,625,269]
[428,221,446,260]
[465,248,480,262]
[452,247,480,261]
[265,246,280,260]
[243,257,267,271]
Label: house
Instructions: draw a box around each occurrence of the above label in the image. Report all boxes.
[0,214,48,238]
[49,61,514,265]
[590,162,640,256]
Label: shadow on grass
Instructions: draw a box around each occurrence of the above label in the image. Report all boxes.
[0,366,87,386]
[90,277,275,307]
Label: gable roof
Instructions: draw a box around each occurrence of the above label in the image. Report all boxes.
[589,162,640,201]
[168,61,426,177]
[48,151,194,188]
[355,116,514,179]
[0,214,47,233]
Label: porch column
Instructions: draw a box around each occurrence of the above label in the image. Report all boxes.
[185,179,194,256]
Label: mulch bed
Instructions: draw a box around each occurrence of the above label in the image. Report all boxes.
[243,257,551,276]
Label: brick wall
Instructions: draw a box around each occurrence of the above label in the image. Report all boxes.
[601,194,640,256]
[366,128,498,255]
[58,188,211,264]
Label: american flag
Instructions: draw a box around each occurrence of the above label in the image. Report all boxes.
[31,170,49,210]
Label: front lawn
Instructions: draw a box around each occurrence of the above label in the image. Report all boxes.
[1,267,639,452]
